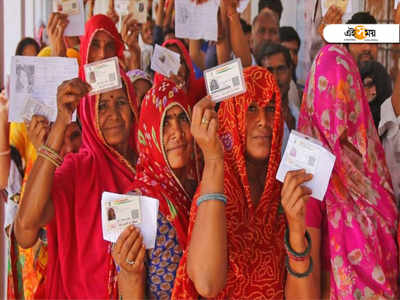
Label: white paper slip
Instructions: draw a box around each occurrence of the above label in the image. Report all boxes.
[115,0,130,15]
[9,56,79,122]
[53,0,80,15]
[84,57,122,95]
[204,58,246,102]
[21,96,56,122]
[276,130,336,201]
[237,0,250,13]
[321,0,352,21]
[101,192,159,249]
[63,0,85,36]
[396,0,400,9]
[175,0,220,41]
[150,44,180,77]
[130,0,148,24]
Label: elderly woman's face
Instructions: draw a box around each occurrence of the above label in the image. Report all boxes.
[245,101,275,161]
[162,105,193,171]
[98,88,133,149]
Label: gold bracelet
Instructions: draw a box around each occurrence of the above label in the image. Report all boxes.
[40,145,62,160]
[38,152,61,168]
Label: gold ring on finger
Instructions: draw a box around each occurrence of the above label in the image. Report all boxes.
[201,117,209,125]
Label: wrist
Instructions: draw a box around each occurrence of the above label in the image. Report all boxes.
[287,228,307,253]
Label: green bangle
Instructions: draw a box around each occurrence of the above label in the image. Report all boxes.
[285,255,313,278]
[284,229,311,259]
[197,193,227,207]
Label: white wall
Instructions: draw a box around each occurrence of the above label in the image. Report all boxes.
[280,0,297,27]
[4,0,23,83]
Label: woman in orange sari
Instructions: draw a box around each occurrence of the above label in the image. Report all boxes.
[173,66,318,299]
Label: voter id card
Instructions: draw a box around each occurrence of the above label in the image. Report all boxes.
[84,57,122,96]
[53,0,80,15]
[276,130,336,201]
[130,0,148,24]
[204,58,246,102]
[101,192,142,243]
[150,44,181,77]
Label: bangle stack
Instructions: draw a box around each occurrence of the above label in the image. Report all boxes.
[38,145,63,168]
[197,193,227,207]
[284,229,313,278]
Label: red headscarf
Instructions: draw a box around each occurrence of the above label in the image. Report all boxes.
[172,66,286,299]
[154,39,206,106]
[45,16,138,299]
[131,80,201,249]
[79,14,124,74]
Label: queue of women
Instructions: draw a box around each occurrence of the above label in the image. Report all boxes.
[1,1,399,299]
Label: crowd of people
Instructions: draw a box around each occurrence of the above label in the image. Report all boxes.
[1,0,400,299]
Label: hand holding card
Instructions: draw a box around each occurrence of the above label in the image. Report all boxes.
[101,192,159,249]
[84,57,122,95]
[150,44,181,77]
[204,58,246,102]
[276,130,336,201]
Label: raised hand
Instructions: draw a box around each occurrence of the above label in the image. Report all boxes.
[191,96,223,161]
[281,169,313,235]
[318,5,343,41]
[121,14,141,52]
[26,115,50,150]
[47,12,69,57]
[56,78,91,126]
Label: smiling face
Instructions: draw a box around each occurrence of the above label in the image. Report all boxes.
[98,87,133,150]
[245,100,275,161]
[162,105,193,171]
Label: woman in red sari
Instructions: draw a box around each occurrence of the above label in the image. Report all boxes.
[14,14,140,299]
[172,66,318,299]
[154,39,206,105]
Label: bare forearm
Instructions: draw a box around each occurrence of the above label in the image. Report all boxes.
[14,120,66,247]
[229,14,252,67]
[0,121,10,189]
[128,49,141,71]
[189,40,205,71]
[155,0,165,26]
[187,159,226,298]
[118,270,146,299]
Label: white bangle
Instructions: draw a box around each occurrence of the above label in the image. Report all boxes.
[0,149,10,156]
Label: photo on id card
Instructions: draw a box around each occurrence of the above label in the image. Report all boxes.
[102,193,142,243]
[130,0,148,24]
[84,57,122,95]
[203,58,246,102]
[53,0,80,15]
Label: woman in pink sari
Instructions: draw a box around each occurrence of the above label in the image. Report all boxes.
[300,44,399,299]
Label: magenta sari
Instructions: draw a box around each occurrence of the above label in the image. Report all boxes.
[299,45,399,299]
